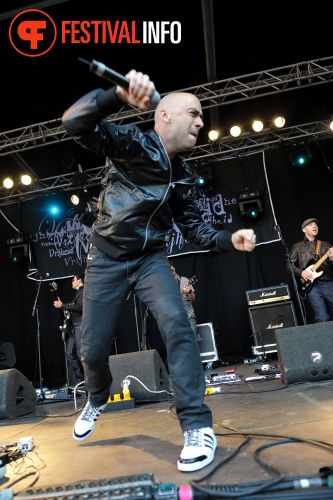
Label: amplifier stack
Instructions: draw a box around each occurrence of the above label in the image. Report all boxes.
[245,284,297,356]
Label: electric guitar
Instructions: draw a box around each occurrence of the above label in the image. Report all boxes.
[299,246,333,294]
[181,275,199,295]
[49,282,71,342]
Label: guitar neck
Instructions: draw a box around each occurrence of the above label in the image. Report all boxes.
[312,250,330,271]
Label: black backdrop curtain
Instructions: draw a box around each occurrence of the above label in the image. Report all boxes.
[1,144,333,388]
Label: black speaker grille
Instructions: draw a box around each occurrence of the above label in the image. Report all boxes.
[248,301,298,354]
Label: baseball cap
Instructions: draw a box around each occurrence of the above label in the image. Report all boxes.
[301,218,318,229]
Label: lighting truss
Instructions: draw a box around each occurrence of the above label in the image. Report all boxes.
[1,57,333,157]
[0,119,332,205]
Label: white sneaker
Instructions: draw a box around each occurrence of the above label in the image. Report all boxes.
[73,401,107,442]
[177,427,216,472]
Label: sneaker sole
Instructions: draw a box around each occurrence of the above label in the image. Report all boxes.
[177,450,215,472]
[73,425,95,442]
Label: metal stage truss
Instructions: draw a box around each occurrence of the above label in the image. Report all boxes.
[1,56,333,204]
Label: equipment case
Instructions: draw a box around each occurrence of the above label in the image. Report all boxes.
[196,323,219,363]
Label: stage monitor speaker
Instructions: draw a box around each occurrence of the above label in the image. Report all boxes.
[0,368,37,419]
[0,341,16,369]
[109,349,170,402]
[275,321,333,384]
[248,301,298,355]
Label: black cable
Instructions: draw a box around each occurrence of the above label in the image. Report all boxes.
[0,470,40,491]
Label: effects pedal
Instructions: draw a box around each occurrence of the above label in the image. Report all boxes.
[18,436,34,451]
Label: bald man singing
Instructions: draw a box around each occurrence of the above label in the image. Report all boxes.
[62,69,256,472]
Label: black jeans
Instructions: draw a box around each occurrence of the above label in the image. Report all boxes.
[66,322,84,381]
[81,248,212,432]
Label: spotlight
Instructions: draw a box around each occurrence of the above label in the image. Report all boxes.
[288,145,313,167]
[3,178,14,189]
[252,120,263,132]
[21,175,32,186]
[197,176,206,186]
[274,116,286,128]
[7,234,29,263]
[238,188,263,219]
[230,126,241,137]
[9,244,28,263]
[208,130,219,141]
[71,194,80,205]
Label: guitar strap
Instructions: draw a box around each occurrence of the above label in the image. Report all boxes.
[315,240,321,261]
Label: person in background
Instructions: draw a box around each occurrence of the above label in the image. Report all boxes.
[169,260,197,336]
[62,68,256,472]
[289,218,333,323]
[54,274,85,384]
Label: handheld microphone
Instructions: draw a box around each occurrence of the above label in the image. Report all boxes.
[78,57,161,106]
[36,272,49,278]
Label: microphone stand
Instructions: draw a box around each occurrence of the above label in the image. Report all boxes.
[142,306,149,351]
[126,290,142,352]
[275,224,306,325]
[32,279,45,403]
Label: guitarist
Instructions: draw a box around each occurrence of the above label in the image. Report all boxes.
[169,260,197,336]
[53,274,85,385]
[289,218,333,323]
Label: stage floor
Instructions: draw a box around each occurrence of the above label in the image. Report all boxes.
[1,355,333,499]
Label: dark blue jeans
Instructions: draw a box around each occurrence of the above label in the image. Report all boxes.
[307,281,333,322]
[81,248,212,432]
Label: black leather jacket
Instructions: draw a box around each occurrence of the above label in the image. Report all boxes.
[289,237,333,281]
[61,286,83,325]
[62,87,234,258]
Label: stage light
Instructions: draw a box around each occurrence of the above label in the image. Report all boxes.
[274,116,286,128]
[197,176,206,186]
[71,194,80,205]
[9,244,28,263]
[238,188,263,219]
[7,234,29,263]
[230,126,241,137]
[288,145,313,167]
[3,178,14,189]
[252,120,263,132]
[21,175,32,186]
[208,130,219,141]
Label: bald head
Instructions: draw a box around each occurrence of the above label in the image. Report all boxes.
[154,92,201,121]
[154,92,203,159]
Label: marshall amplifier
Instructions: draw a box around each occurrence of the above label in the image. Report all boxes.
[246,284,291,306]
[248,301,298,356]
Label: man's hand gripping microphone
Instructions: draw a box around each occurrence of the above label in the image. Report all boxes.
[78,58,161,106]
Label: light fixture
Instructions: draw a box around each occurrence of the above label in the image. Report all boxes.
[288,145,313,167]
[252,120,263,132]
[330,120,333,131]
[274,116,286,128]
[238,188,263,219]
[208,129,219,141]
[230,125,241,137]
[71,194,80,205]
[3,175,32,189]
[7,234,29,263]
[21,175,32,185]
[3,178,14,189]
